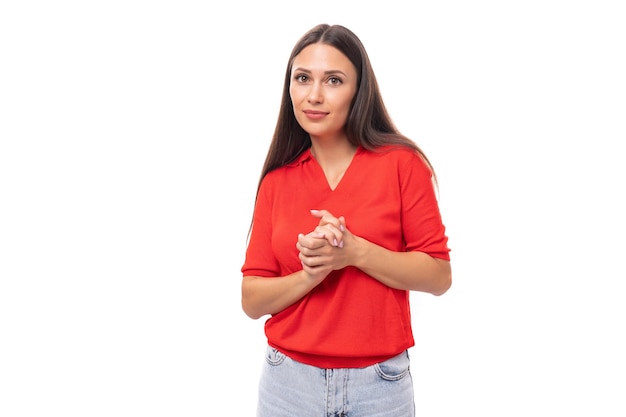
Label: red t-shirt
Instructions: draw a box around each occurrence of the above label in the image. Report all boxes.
[241,145,450,368]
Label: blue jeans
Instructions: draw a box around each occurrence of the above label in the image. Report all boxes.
[257,346,415,417]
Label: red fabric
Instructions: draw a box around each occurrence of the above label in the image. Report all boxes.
[241,145,450,368]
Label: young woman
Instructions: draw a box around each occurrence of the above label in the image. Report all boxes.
[241,23,451,417]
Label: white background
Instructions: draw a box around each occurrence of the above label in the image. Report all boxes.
[1,1,625,416]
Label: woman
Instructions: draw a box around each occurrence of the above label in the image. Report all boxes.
[241,23,451,417]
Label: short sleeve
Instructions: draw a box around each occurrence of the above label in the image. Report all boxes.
[241,175,281,277]
[400,152,450,260]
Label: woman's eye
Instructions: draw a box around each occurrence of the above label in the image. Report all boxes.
[295,74,308,82]
[328,77,342,85]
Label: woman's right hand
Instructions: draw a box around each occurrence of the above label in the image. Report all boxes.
[296,231,337,282]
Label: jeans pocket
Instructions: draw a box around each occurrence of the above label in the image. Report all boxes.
[374,351,410,381]
[264,346,286,366]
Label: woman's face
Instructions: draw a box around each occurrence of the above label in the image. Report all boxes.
[289,43,358,142]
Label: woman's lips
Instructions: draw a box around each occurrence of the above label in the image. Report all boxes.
[303,110,328,120]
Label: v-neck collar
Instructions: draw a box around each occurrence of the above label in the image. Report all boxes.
[305,146,362,192]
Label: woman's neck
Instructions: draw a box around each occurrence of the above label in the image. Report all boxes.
[310,138,358,190]
[309,136,357,166]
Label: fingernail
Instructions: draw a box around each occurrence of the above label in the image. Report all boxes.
[333,239,338,247]
[339,241,344,248]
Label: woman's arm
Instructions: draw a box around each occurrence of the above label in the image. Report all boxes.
[307,210,452,296]
[242,272,311,320]
[242,232,335,319]
[351,236,451,295]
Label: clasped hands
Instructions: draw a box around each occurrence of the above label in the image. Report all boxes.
[296,209,354,281]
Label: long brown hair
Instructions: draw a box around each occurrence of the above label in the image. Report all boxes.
[249,24,437,234]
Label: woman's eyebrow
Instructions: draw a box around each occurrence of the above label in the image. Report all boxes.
[292,67,348,77]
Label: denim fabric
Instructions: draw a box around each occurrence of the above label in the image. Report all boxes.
[257,346,415,417]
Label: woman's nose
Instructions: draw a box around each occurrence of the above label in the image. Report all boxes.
[307,84,322,103]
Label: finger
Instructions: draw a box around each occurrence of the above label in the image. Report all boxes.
[311,210,344,237]
[310,209,341,228]
[338,216,346,232]
[314,224,344,247]
[298,231,329,250]
[309,209,331,219]
[299,251,326,268]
